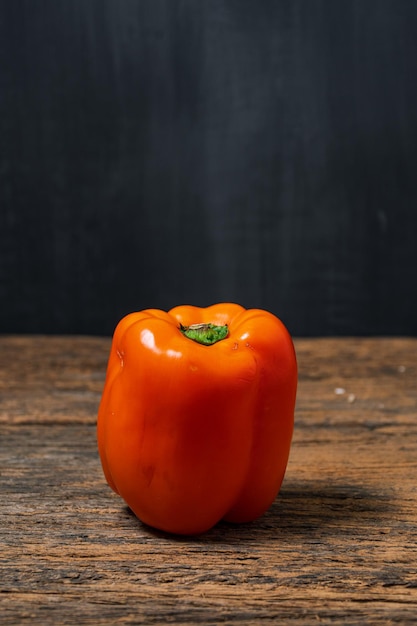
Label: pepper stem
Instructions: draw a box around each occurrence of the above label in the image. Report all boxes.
[180,323,228,346]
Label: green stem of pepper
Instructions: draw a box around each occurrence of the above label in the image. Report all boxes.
[180,323,228,346]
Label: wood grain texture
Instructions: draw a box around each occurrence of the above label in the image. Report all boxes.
[1,336,417,624]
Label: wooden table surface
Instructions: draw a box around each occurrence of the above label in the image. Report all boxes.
[1,335,417,625]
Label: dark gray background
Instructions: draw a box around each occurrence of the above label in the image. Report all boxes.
[1,1,416,337]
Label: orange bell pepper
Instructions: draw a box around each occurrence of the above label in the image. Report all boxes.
[97,303,297,535]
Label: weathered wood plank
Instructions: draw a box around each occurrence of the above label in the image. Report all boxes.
[1,336,416,624]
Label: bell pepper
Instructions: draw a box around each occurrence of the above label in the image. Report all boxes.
[97,303,297,535]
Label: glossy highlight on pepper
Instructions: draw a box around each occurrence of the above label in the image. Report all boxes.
[97,303,297,535]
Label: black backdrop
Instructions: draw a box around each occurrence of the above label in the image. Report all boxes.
[1,1,417,337]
